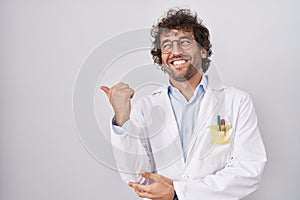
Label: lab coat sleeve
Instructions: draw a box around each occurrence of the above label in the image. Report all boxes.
[110,104,153,185]
[173,93,267,200]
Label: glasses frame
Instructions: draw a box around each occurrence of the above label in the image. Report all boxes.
[160,36,195,54]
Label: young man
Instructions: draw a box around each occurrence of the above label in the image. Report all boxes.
[101,8,266,200]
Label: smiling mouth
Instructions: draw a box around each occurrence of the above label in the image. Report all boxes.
[170,59,188,68]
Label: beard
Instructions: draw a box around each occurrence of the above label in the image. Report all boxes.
[164,63,199,82]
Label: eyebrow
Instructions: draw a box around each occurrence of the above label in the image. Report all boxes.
[179,35,193,40]
[160,35,193,45]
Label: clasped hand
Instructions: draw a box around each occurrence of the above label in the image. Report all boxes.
[128,172,174,200]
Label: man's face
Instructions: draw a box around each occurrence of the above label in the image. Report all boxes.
[160,29,207,82]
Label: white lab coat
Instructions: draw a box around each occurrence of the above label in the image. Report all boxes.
[110,65,267,200]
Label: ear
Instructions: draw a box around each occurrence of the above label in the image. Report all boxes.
[200,48,208,59]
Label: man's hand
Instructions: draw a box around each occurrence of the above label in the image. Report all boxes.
[100,82,134,126]
[128,172,174,200]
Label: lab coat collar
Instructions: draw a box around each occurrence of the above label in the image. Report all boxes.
[167,75,208,104]
[205,64,225,91]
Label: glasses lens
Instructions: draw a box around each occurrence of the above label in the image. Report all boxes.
[179,39,193,50]
[161,41,172,53]
[160,38,194,53]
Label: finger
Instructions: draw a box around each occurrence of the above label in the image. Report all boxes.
[100,86,110,96]
[114,82,126,88]
[141,172,161,182]
[116,83,129,89]
[123,88,134,98]
[100,85,114,103]
[135,189,153,199]
[128,183,151,193]
[118,88,135,97]
[131,185,153,199]
[110,83,130,97]
[128,182,134,188]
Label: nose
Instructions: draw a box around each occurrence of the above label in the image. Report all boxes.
[171,41,183,55]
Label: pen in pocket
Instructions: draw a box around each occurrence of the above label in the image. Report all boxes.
[217,115,221,131]
[221,119,226,134]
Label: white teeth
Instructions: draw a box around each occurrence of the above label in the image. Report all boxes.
[173,60,186,65]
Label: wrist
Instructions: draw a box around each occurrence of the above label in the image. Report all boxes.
[113,115,129,127]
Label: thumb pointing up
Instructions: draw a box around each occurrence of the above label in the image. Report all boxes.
[100,85,112,103]
[100,86,110,96]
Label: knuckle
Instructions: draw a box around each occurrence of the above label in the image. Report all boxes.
[111,89,118,96]
[119,90,128,96]
[115,89,121,94]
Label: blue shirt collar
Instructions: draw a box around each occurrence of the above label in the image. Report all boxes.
[168,75,208,103]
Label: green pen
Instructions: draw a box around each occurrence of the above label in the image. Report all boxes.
[217,115,221,131]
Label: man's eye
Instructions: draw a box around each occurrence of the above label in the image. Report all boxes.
[180,40,192,45]
[162,43,172,50]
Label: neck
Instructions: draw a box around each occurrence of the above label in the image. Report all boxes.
[170,72,202,101]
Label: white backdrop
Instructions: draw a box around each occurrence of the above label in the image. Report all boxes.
[1,0,300,199]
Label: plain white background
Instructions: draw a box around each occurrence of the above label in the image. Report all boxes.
[1,0,300,199]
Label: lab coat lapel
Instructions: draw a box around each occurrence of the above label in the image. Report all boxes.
[151,87,185,170]
[197,89,219,135]
[184,89,219,166]
[161,89,186,164]
[185,65,225,166]
[196,64,225,132]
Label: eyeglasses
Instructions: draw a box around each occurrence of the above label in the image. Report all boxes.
[160,37,194,54]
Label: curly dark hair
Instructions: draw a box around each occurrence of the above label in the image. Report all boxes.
[150,8,212,73]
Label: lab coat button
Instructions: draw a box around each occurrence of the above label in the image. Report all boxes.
[182,174,189,180]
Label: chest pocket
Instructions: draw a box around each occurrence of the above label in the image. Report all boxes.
[189,90,236,177]
[200,125,233,156]
[209,124,231,144]
[195,124,234,177]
